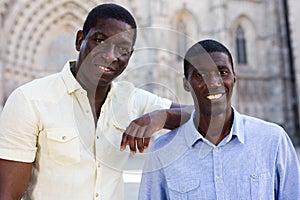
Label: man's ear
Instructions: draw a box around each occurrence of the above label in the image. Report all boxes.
[183,77,190,92]
[129,48,134,57]
[233,73,237,83]
[75,30,84,51]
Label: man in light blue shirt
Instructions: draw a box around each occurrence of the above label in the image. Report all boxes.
[138,39,300,200]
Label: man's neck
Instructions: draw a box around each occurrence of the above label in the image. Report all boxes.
[71,64,111,123]
[195,109,233,145]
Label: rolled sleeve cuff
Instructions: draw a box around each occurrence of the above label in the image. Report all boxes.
[0,147,37,163]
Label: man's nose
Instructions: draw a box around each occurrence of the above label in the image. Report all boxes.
[102,44,118,62]
[206,73,222,88]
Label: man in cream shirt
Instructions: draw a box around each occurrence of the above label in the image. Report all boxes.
[0,3,190,200]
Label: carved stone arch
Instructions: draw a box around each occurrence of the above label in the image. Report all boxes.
[0,0,16,23]
[2,0,97,100]
[29,9,86,69]
[32,12,82,72]
[5,1,94,69]
[231,14,257,71]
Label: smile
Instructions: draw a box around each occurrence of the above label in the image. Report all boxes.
[98,65,114,72]
[206,93,224,100]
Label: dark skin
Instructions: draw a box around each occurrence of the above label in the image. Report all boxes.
[120,104,192,153]
[73,17,192,153]
[0,17,192,199]
[74,18,134,124]
[183,52,236,144]
[0,160,32,200]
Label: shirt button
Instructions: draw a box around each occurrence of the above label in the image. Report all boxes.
[180,187,185,192]
[96,135,99,139]
[214,148,219,152]
[95,193,99,197]
[216,176,220,181]
[62,136,66,140]
[251,174,257,179]
[86,110,89,113]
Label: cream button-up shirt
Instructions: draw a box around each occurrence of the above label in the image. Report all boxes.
[0,61,172,200]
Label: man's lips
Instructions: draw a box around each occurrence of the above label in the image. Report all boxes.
[97,65,115,73]
[206,93,225,100]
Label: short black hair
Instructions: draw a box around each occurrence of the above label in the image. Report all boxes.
[82,3,137,43]
[183,39,234,78]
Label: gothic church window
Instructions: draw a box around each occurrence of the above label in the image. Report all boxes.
[236,25,248,64]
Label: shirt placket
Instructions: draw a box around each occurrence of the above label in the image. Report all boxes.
[94,100,110,200]
[94,159,102,200]
[213,146,224,199]
[94,120,103,200]
[74,89,101,199]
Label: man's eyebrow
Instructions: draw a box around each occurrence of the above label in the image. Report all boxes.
[90,31,106,38]
[217,65,230,69]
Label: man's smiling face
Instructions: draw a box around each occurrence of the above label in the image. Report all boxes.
[75,17,135,88]
[184,51,236,116]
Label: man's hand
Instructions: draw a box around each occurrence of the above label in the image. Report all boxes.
[120,104,193,154]
[120,110,167,154]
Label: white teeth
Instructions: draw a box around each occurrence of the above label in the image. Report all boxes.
[207,94,222,100]
[98,66,110,72]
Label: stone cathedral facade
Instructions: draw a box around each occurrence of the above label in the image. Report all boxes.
[0,0,300,144]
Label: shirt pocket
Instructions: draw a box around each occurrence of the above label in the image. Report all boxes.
[167,179,205,200]
[238,172,272,200]
[46,128,80,166]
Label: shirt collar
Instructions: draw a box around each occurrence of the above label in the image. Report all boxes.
[61,61,82,94]
[183,111,203,147]
[184,107,245,147]
[230,107,245,144]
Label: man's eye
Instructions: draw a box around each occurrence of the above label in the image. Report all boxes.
[94,38,105,44]
[219,70,229,76]
[118,46,132,55]
[195,72,205,78]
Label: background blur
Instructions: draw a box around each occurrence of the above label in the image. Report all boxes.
[0,0,300,199]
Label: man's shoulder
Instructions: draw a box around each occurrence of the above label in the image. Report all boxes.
[113,80,135,89]
[112,80,171,105]
[113,81,160,96]
[150,128,180,151]
[111,81,137,97]
[241,113,283,131]
[21,72,61,88]
[13,72,63,98]
[237,112,286,141]
[145,127,189,171]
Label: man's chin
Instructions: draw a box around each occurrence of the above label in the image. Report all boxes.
[201,105,227,117]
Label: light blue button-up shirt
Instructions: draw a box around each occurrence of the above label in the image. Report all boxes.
[138,108,300,200]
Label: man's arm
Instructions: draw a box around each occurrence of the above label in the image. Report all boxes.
[275,130,300,199]
[120,103,193,153]
[0,89,38,199]
[0,159,32,200]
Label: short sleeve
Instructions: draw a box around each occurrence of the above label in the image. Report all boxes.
[0,88,39,162]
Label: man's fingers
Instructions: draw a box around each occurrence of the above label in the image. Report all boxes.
[120,133,128,151]
[137,138,144,153]
[128,135,137,154]
[120,122,155,153]
[143,138,151,150]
